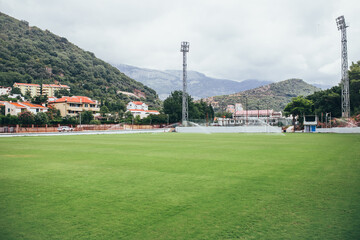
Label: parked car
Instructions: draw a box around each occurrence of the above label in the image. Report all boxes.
[57,126,74,132]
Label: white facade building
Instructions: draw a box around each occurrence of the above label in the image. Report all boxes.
[1,101,48,116]
[126,101,159,119]
[0,86,11,95]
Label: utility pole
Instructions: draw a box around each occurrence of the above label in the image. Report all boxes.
[336,15,350,118]
[181,41,189,126]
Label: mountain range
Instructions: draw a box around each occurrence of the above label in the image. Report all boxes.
[115,64,272,100]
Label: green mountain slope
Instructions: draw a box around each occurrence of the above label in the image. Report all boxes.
[0,12,159,106]
[203,78,320,112]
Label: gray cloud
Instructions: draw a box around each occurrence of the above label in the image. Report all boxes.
[1,0,359,86]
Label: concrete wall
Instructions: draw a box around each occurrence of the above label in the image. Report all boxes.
[175,126,282,133]
[316,127,360,133]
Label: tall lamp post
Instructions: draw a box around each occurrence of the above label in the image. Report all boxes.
[336,15,350,118]
[181,41,189,126]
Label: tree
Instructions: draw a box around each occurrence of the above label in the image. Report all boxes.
[34,112,49,125]
[284,96,313,131]
[100,105,109,117]
[1,114,19,125]
[163,91,208,123]
[0,104,5,115]
[124,111,133,124]
[163,91,183,123]
[32,95,48,105]
[55,88,72,98]
[11,87,21,95]
[349,61,360,115]
[134,115,141,124]
[81,111,94,124]
[18,111,35,125]
[215,112,233,118]
[24,90,32,100]
[306,86,341,118]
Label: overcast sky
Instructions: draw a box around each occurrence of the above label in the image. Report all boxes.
[1,0,360,85]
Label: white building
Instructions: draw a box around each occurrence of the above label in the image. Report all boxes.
[126,101,160,119]
[303,116,318,133]
[0,86,11,95]
[1,101,48,116]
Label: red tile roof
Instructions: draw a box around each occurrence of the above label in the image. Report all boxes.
[132,101,144,105]
[235,110,274,116]
[14,82,40,87]
[49,96,96,104]
[128,109,159,114]
[43,84,70,88]
[10,102,27,108]
[20,102,46,109]
[146,110,160,113]
[128,109,145,112]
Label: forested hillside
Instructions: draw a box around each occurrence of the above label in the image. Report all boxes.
[0,12,160,108]
[202,79,320,112]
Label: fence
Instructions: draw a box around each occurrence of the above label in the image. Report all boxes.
[0,124,165,134]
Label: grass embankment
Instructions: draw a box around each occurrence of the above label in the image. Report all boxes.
[0,133,359,239]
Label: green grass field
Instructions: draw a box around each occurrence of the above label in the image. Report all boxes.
[0,133,359,239]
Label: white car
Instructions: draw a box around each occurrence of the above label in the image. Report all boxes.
[57,126,74,132]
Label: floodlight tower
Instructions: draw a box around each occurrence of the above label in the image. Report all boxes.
[181,41,190,126]
[336,15,350,118]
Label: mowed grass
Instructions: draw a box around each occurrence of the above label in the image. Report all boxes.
[0,133,359,239]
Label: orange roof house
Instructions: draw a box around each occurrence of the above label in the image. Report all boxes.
[1,101,48,115]
[48,96,99,117]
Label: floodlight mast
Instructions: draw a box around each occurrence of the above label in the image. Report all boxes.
[181,41,189,126]
[336,15,350,118]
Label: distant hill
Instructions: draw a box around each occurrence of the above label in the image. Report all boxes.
[115,64,272,100]
[0,12,159,107]
[202,79,321,112]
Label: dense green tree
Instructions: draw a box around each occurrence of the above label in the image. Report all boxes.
[306,86,341,117]
[0,104,4,115]
[349,61,360,114]
[46,107,61,122]
[123,111,134,124]
[80,111,94,124]
[34,112,49,125]
[62,115,77,125]
[11,87,21,95]
[0,114,19,125]
[55,88,72,98]
[32,95,48,105]
[163,91,213,123]
[100,106,109,117]
[24,90,32,100]
[215,112,233,118]
[284,96,313,130]
[163,91,184,123]
[18,111,35,125]
[146,114,168,125]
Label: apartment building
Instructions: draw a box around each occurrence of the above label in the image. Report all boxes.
[48,96,100,117]
[13,82,70,97]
